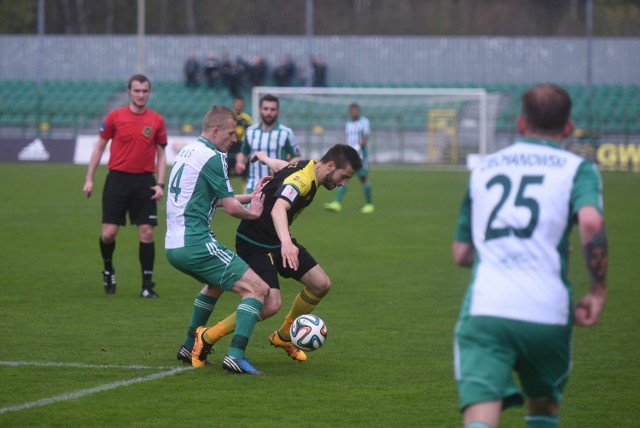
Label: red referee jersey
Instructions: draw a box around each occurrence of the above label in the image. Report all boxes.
[100,106,168,174]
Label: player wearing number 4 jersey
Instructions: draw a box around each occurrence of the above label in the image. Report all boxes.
[166,105,272,375]
[176,144,361,364]
[452,84,608,428]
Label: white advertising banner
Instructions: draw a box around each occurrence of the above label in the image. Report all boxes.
[73,135,196,165]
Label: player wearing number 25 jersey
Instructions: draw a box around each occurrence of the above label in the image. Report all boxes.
[452,84,608,428]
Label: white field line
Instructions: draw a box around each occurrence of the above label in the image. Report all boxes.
[0,362,192,415]
[0,360,177,370]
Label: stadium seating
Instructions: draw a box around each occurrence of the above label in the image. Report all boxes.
[146,82,237,132]
[0,80,638,137]
[0,80,118,134]
[475,82,640,134]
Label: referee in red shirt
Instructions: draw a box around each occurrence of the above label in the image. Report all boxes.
[83,74,168,298]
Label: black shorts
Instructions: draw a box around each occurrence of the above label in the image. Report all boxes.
[102,170,158,226]
[236,236,318,289]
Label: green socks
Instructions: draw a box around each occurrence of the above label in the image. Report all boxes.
[228,297,263,359]
[182,293,217,350]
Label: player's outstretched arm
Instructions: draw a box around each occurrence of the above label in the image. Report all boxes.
[251,151,289,173]
[234,176,271,205]
[220,193,264,220]
[574,206,608,327]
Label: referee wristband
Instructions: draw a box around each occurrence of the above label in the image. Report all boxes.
[157,183,165,189]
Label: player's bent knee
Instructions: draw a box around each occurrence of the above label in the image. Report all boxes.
[261,303,281,319]
[301,266,331,296]
[253,280,270,300]
[234,271,270,301]
[318,274,331,292]
[260,289,282,319]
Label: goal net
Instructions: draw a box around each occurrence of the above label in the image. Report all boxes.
[251,86,501,166]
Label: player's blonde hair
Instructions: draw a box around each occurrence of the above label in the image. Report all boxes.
[202,105,236,134]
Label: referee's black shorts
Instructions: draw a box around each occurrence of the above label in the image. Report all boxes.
[102,170,158,226]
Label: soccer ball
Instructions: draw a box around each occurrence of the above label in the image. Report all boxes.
[290,314,327,352]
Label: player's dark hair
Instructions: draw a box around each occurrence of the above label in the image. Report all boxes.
[321,144,363,171]
[521,84,572,135]
[349,102,360,110]
[202,105,236,134]
[128,74,151,89]
[260,94,279,107]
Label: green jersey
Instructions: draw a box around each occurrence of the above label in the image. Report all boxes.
[165,136,234,249]
[455,137,603,325]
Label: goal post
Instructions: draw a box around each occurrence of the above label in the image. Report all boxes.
[251,86,500,166]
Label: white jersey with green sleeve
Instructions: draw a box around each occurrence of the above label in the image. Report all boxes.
[165,136,234,249]
[240,122,300,192]
[345,116,370,158]
[455,137,603,325]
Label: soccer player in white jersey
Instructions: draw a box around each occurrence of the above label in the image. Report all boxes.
[452,84,608,428]
[234,94,301,194]
[324,102,374,213]
[166,105,272,375]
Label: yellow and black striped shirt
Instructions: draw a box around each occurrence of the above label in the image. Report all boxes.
[237,160,317,248]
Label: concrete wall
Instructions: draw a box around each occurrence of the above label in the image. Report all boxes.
[1,35,639,85]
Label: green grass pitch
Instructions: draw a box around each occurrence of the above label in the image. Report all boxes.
[0,163,638,427]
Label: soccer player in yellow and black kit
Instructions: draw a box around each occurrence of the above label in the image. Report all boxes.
[227,95,252,176]
[176,144,361,364]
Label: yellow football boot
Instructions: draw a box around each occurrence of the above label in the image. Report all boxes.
[269,331,307,362]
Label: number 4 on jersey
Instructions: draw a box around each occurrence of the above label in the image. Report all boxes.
[169,164,185,202]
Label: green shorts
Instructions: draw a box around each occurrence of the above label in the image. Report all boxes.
[356,148,369,178]
[166,240,250,291]
[454,316,572,412]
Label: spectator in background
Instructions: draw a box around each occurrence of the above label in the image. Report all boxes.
[82,74,167,299]
[273,55,297,87]
[184,51,201,88]
[203,51,220,89]
[312,55,328,87]
[284,55,297,86]
[220,52,233,92]
[249,54,269,88]
[234,55,251,95]
[273,58,289,87]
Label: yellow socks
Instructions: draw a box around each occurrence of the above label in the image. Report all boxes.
[277,288,323,341]
[205,287,324,343]
[205,312,237,344]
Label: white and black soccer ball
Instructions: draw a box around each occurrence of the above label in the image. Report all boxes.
[290,314,327,352]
